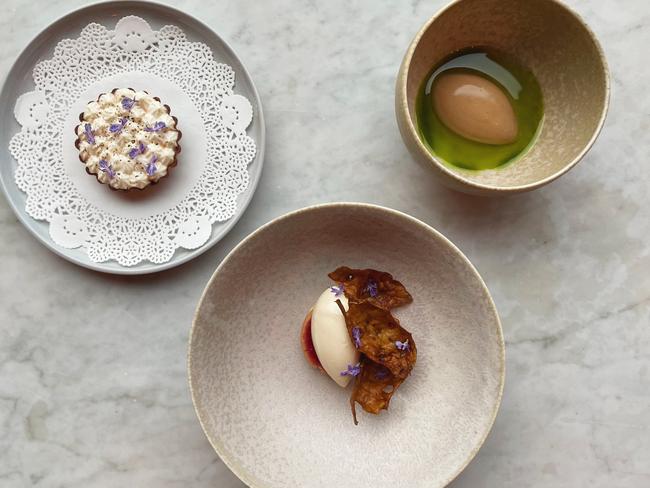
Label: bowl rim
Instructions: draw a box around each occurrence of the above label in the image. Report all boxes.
[188,201,506,488]
[396,0,611,194]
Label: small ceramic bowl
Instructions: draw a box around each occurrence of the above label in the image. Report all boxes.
[396,0,610,195]
[189,203,504,488]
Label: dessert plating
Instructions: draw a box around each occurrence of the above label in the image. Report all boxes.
[75,88,181,191]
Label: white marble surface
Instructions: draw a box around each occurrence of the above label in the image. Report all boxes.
[0,0,648,486]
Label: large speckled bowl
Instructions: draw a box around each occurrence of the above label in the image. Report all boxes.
[189,203,504,488]
[396,0,610,195]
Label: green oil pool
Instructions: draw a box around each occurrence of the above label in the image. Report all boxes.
[415,49,544,171]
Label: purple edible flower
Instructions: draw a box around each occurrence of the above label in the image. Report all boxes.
[146,155,157,176]
[330,284,345,298]
[374,369,389,380]
[352,327,362,348]
[395,339,410,351]
[84,123,95,145]
[144,121,166,132]
[121,97,135,110]
[365,279,378,297]
[128,141,147,159]
[109,118,128,133]
[98,159,115,179]
[340,363,361,377]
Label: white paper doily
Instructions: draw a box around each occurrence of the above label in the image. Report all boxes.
[9,16,257,267]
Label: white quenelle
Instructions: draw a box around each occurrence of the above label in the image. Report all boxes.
[310,288,360,387]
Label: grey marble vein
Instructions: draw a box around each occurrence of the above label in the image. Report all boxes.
[1,0,649,486]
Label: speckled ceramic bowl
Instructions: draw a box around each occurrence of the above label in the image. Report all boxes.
[189,203,504,488]
[396,0,610,195]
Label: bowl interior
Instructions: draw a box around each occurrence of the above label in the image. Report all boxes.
[404,0,608,189]
[190,204,504,488]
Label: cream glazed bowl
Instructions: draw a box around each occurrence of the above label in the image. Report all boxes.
[396,0,610,195]
[189,203,505,488]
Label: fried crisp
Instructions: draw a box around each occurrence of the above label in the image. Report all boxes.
[338,300,417,379]
[328,267,417,424]
[328,266,413,310]
[349,360,403,425]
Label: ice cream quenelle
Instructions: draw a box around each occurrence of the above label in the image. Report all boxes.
[301,286,360,387]
[300,267,418,424]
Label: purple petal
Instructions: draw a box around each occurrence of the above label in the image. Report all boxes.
[99,159,115,179]
[395,340,409,351]
[144,121,166,132]
[365,279,378,298]
[352,327,362,348]
[84,123,95,145]
[374,369,389,380]
[146,155,157,176]
[340,363,361,377]
[128,141,147,159]
[109,118,127,133]
[330,284,345,298]
[121,97,135,110]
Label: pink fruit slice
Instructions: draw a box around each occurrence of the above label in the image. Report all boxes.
[300,309,323,371]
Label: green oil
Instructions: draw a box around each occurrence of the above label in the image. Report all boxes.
[415,49,544,170]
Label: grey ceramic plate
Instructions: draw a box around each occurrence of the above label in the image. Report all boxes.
[189,203,505,488]
[0,1,265,274]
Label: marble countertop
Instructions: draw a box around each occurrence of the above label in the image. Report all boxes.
[1,0,648,486]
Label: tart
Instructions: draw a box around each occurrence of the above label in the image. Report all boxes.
[75,88,181,191]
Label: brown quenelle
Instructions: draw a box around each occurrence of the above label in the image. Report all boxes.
[329,266,417,424]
